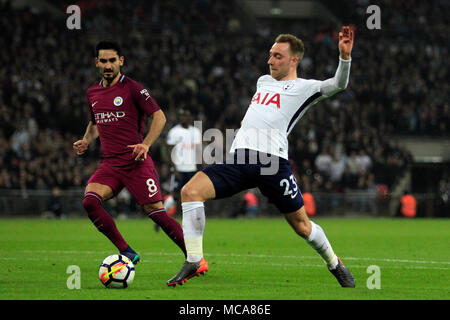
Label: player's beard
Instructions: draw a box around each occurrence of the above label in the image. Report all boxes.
[102,68,119,82]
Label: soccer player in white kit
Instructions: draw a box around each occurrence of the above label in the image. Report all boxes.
[166,109,202,193]
[167,26,356,288]
[159,109,202,230]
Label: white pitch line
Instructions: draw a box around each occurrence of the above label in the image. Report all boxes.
[203,252,450,265]
[14,249,450,268]
[2,256,449,271]
[341,256,450,265]
[212,260,450,271]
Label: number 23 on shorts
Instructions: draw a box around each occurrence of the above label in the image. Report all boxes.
[280,174,299,199]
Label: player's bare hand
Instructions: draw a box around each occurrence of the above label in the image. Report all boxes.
[339,25,354,60]
[127,143,149,161]
[73,139,88,155]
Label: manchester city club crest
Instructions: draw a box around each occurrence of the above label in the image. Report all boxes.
[113,96,123,106]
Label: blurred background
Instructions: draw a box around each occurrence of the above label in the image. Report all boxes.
[0,0,448,218]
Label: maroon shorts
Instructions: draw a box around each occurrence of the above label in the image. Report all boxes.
[87,158,163,205]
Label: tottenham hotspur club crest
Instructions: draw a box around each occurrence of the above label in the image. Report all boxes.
[113,96,123,106]
[283,83,294,91]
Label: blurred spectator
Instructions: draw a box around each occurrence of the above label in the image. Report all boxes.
[242,190,259,218]
[232,190,259,218]
[345,151,360,188]
[330,153,346,185]
[42,186,66,219]
[436,178,450,217]
[10,122,30,157]
[314,147,333,180]
[355,149,372,174]
[109,189,134,220]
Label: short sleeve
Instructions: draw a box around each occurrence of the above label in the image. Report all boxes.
[304,79,323,96]
[87,92,96,124]
[129,80,161,116]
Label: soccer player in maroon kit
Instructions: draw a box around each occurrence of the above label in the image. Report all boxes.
[73,40,197,268]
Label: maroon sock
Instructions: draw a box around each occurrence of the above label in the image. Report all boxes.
[82,192,129,252]
[148,208,187,258]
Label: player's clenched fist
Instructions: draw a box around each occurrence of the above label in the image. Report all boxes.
[73,139,89,155]
[339,25,354,60]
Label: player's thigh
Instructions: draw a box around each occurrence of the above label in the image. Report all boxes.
[173,171,196,193]
[121,164,163,206]
[284,206,311,238]
[184,163,256,202]
[181,171,216,202]
[85,183,115,201]
[85,165,123,200]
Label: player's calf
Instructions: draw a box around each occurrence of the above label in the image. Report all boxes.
[82,192,129,252]
[146,206,187,258]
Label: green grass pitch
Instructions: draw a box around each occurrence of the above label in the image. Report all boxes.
[0,217,449,300]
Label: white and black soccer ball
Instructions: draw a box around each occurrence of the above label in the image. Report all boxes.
[99,254,135,288]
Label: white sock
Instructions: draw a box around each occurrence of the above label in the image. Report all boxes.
[182,201,205,263]
[306,221,338,269]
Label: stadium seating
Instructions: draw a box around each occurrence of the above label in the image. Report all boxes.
[0,0,448,216]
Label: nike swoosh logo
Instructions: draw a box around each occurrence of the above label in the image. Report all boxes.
[92,101,98,107]
[100,262,127,282]
[290,191,298,199]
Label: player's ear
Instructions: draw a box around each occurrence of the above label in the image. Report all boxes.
[119,56,124,66]
[95,57,99,67]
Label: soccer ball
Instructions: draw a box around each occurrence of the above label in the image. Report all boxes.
[99,254,135,288]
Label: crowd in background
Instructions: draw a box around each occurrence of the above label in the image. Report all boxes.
[0,0,448,208]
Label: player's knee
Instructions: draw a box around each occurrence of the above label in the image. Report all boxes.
[82,194,102,212]
[142,201,163,214]
[181,184,202,202]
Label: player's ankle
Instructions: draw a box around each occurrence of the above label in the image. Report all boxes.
[186,255,202,263]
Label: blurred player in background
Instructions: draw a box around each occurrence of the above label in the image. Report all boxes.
[168,26,355,287]
[162,109,202,217]
[73,40,189,265]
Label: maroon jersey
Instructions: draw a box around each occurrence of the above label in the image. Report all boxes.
[86,75,160,167]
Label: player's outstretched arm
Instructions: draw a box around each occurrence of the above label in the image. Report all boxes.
[73,121,98,155]
[128,109,166,161]
[319,26,354,97]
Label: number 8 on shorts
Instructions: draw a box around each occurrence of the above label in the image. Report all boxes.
[146,178,158,197]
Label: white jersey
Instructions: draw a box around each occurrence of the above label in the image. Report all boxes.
[231,57,351,160]
[167,124,202,172]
